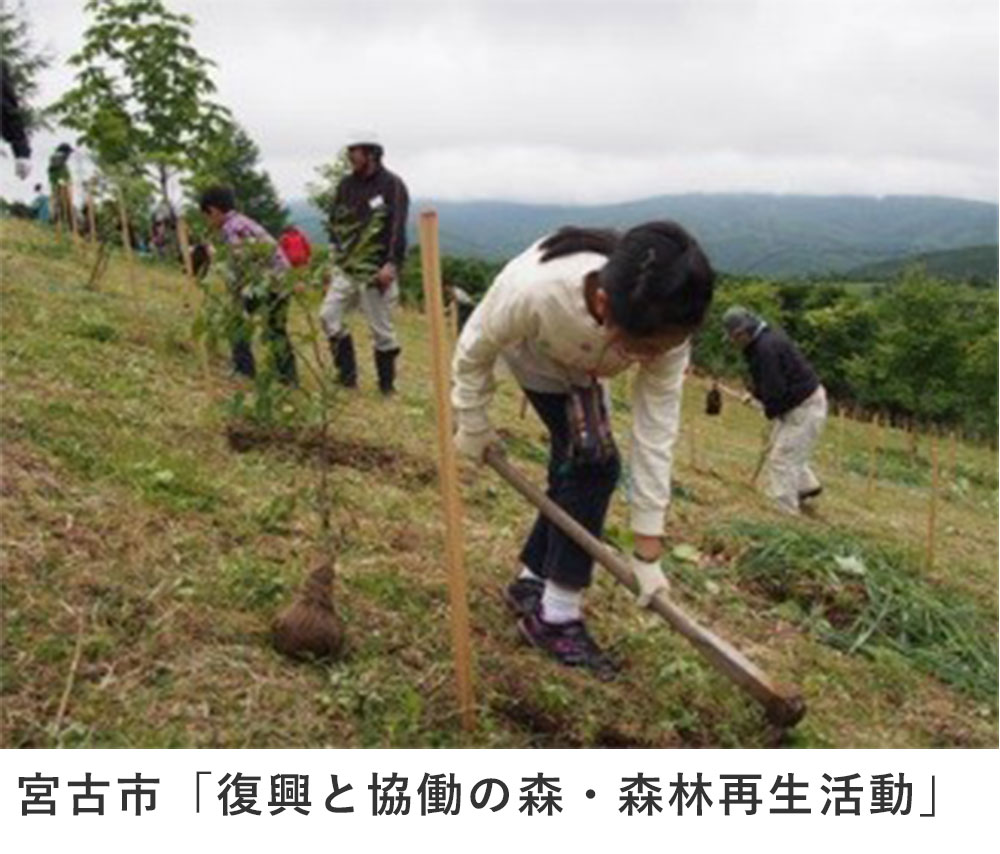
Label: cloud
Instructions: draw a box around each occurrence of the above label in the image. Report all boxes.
[5,0,997,204]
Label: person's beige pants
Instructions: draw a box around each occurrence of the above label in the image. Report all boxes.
[765,385,828,514]
[319,268,399,352]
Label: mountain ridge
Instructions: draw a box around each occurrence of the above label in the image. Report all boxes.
[287,192,998,277]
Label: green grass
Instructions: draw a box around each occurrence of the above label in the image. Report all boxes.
[718,520,998,700]
[2,219,997,748]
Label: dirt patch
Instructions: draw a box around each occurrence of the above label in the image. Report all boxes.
[0,438,65,499]
[389,524,425,552]
[496,695,681,748]
[495,696,581,747]
[226,423,437,488]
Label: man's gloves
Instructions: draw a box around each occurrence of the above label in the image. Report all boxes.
[15,158,30,180]
[454,425,500,464]
[631,553,669,607]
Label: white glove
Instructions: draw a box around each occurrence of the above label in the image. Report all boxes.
[631,554,669,607]
[454,425,499,464]
[15,158,31,180]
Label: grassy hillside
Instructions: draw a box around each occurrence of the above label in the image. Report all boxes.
[846,244,998,282]
[2,219,997,748]
[289,193,999,277]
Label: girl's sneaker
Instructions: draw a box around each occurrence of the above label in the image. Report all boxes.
[518,610,618,681]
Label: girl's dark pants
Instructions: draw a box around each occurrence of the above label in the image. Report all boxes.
[230,287,298,385]
[519,389,621,591]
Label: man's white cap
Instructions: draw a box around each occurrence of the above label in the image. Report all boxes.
[345,129,381,149]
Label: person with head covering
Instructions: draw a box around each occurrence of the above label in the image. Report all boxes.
[452,222,715,678]
[199,184,298,386]
[47,142,73,227]
[30,183,50,223]
[319,131,410,395]
[722,305,827,514]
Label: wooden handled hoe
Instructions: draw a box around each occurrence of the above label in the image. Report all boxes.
[484,446,806,727]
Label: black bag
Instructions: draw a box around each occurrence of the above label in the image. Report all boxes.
[706,386,722,416]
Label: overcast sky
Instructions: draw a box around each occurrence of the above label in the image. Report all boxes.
[5,0,998,204]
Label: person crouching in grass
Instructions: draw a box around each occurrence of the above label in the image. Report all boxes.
[199,185,298,386]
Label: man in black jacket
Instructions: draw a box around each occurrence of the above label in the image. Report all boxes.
[319,131,409,395]
[723,306,828,514]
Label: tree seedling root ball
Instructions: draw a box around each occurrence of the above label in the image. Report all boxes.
[272,562,344,661]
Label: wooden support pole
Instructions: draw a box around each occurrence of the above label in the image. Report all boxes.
[948,430,957,483]
[116,188,133,263]
[116,187,135,289]
[177,216,213,381]
[59,184,72,239]
[836,405,845,474]
[866,414,879,497]
[64,183,79,244]
[926,430,939,571]
[86,195,97,246]
[419,210,476,732]
[53,182,64,238]
[687,411,699,472]
[176,216,196,282]
[750,426,773,486]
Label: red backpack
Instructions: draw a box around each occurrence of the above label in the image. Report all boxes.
[280,227,311,268]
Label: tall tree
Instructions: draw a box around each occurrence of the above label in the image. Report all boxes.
[846,268,965,424]
[52,0,229,207]
[0,0,51,132]
[189,120,287,235]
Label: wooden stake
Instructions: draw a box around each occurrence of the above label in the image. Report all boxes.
[85,186,97,244]
[176,216,196,282]
[750,426,774,486]
[65,183,80,243]
[419,210,475,732]
[948,430,957,483]
[866,414,879,497]
[836,405,845,474]
[58,184,71,238]
[116,188,133,263]
[177,216,213,380]
[52,182,64,238]
[926,430,939,570]
[116,187,135,288]
[687,412,699,471]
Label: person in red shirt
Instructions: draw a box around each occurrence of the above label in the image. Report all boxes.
[279,225,312,268]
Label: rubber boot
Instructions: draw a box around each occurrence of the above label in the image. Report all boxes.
[374,347,401,396]
[231,337,256,379]
[330,334,357,388]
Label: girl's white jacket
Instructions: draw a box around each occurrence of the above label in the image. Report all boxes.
[451,240,689,537]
